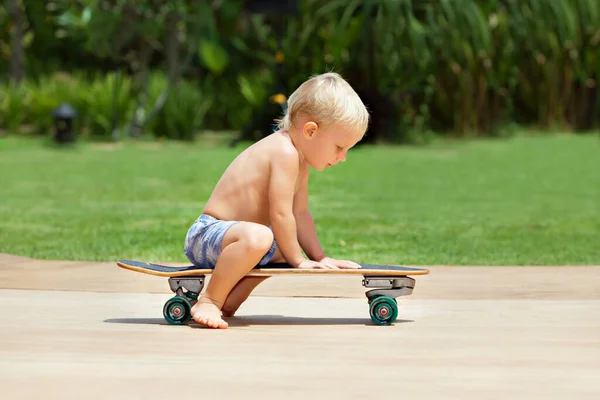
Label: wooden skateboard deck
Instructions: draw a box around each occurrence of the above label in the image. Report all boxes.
[117,259,430,277]
[117,259,429,326]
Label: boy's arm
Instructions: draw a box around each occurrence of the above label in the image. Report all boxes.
[268,148,306,267]
[293,167,326,261]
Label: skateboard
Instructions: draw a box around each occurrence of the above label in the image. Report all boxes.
[117,259,429,326]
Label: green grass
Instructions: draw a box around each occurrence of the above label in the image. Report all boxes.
[1,134,599,265]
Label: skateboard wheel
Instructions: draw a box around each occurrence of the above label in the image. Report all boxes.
[369,296,398,326]
[368,295,397,306]
[163,296,192,325]
[185,292,199,301]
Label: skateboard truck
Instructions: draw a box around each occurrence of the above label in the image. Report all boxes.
[162,276,205,324]
[168,277,204,301]
[362,276,415,298]
[362,275,416,326]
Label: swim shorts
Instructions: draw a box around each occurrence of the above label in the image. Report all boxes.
[184,214,278,269]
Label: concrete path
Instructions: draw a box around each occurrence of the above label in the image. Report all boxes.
[1,253,599,399]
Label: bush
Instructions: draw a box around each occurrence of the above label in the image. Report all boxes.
[147,72,213,141]
[0,83,30,133]
[0,71,212,140]
[5,0,600,142]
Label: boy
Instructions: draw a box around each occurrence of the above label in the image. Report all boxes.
[184,72,370,328]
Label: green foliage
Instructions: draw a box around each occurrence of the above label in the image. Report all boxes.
[147,73,213,140]
[0,83,29,132]
[78,72,133,138]
[198,40,229,75]
[0,72,210,140]
[5,0,600,141]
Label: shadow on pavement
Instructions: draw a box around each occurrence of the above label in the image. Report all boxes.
[104,316,414,327]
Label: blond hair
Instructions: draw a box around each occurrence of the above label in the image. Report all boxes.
[275,72,369,135]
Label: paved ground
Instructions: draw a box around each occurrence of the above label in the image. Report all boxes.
[1,253,599,399]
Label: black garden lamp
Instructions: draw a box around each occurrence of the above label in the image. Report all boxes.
[51,102,77,143]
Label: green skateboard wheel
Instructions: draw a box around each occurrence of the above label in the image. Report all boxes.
[368,296,397,305]
[369,296,398,325]
[185,292,199,301]
[163,296,192,325]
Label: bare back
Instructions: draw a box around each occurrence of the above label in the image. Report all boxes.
[202,131,305,226]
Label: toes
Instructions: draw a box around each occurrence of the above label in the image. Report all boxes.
[208,318,228,329]
[193,314,228,329]
[190,301,229,328]
[218,319,229,329]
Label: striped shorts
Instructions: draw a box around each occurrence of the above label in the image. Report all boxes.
[184,214,278,269]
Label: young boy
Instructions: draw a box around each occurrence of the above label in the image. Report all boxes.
[183,72,370,328]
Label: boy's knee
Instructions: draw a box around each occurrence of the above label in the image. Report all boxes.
[242,225,274,254]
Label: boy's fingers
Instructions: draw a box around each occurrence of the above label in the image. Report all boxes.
[339,260,361,269]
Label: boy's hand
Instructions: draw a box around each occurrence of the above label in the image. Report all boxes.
[296,259,338,269]
[318,257,362,269]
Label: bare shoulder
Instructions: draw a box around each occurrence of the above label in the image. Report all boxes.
[265,132,301,171]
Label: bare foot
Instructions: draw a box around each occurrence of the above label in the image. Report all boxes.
[191,296,228,329]
[222,276,270,318]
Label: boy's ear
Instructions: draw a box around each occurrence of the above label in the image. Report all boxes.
[303,121,319,140]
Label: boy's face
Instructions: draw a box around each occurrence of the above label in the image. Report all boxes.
[301,121,363,171]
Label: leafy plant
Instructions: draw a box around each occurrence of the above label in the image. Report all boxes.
[4,0,600,140]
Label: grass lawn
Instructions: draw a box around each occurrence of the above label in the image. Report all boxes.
[0,133,599,265]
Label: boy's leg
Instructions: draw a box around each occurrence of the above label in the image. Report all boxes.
[221,277,269,318]
[191,222,275,328]
[221,247,286,317]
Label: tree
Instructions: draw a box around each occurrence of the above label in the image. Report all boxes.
[7,0,25,85]
[57,0,227,137]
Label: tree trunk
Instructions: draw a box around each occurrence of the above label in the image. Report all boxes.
[129,11,196,134]
[7,0,25,85]
[165,10,180,86]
